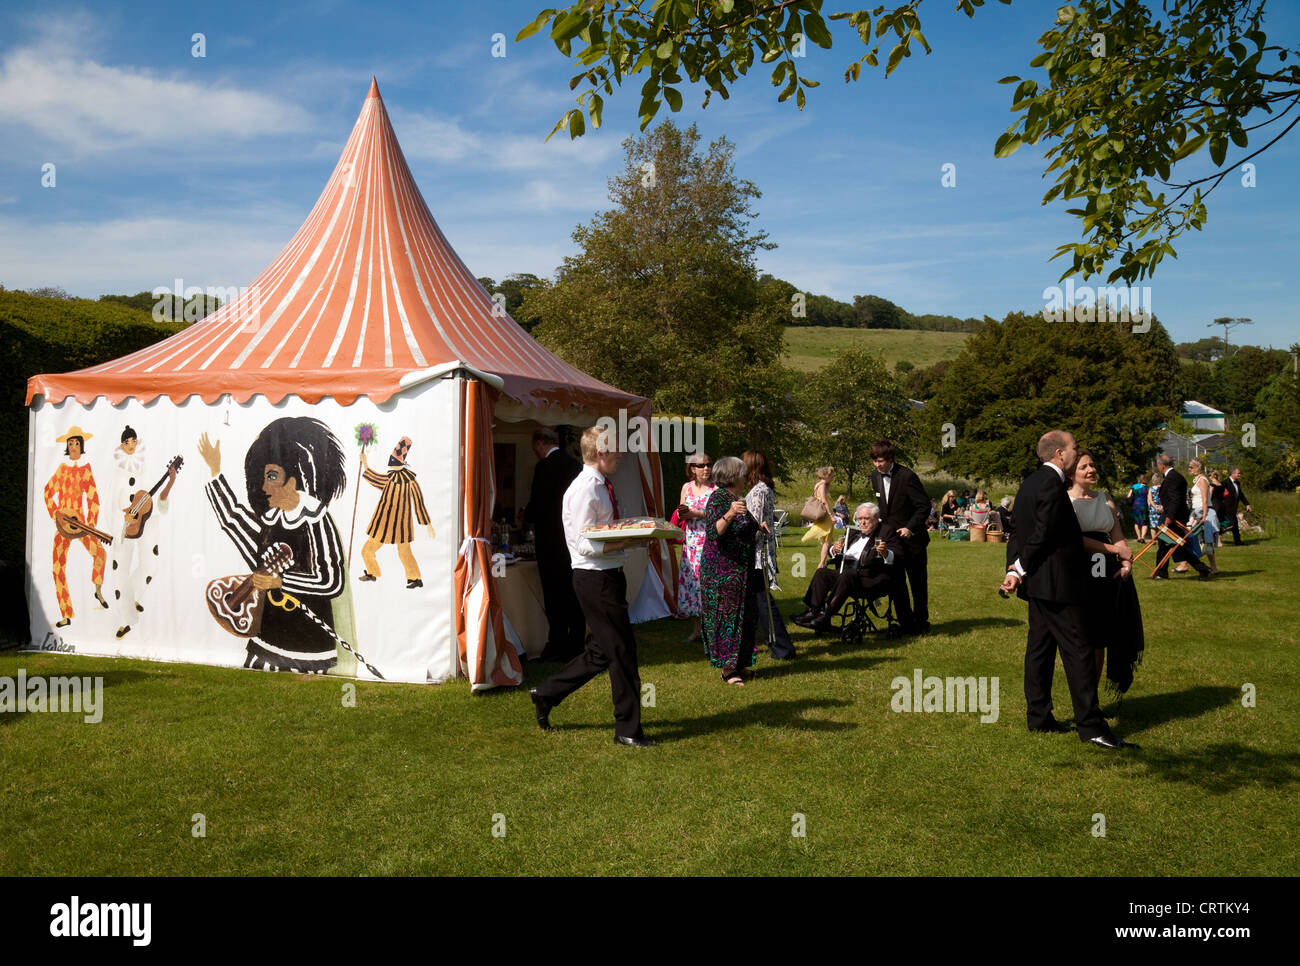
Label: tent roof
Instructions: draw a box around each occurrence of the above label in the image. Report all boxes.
[28,78,643,415]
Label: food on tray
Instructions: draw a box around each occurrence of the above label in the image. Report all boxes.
[581,516,684,541]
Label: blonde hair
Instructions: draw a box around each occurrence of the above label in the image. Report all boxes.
[1188,457,1203,473]
[975,489,988,503]
[942,489,956,505]
[580,425,611,463]
[815,466,834,481]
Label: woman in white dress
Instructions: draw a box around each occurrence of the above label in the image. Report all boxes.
[1188,457,1219,574]
[1068,452,1143,694]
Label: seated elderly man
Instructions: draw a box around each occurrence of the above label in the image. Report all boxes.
[792,502,910,633]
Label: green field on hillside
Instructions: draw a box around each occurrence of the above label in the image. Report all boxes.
[783,326,971,373]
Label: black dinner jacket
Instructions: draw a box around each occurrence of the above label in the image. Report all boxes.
[835,526,903,574]
[1005,463,1086,604]
[1159,467,1190,526]
[872,463,930,553]
[1223,477,1249,515]
[524,447,582,557]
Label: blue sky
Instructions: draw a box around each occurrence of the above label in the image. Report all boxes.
[1,0,1297,348]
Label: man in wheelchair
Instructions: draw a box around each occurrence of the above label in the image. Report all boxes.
[792,502,911,635]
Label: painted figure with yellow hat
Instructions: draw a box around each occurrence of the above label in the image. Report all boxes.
[43,425,108,626]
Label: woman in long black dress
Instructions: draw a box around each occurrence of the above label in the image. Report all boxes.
[1068,451,1143,694]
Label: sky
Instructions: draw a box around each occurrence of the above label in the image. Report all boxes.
[1,0,1297,348]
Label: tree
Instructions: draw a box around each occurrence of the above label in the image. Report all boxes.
[797,347,916,498]
[521,121,799,468]
[852,293,904,329]
[519,1,1300,284]
[925,309,1182,484]
[1209,344,1290,416]
[478,273,546,330]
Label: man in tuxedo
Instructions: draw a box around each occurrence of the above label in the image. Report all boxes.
[522,428,585,659]
[998,430,1134,750]
[870,440,930,633]
[1222,467,1253,546]
[792,503,909,633]
[1152,454,1212,580]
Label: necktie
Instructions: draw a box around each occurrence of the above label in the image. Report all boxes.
[604,478,620,520]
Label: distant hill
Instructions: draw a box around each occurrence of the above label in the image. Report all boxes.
[783,325,970,373]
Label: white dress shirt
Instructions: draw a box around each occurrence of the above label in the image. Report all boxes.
[563,463,627,570]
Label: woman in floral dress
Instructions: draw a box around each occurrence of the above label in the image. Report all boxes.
[676,453,714,643]
[700,456,762,685]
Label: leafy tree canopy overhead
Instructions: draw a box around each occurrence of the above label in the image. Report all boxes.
[925,309,1182,484]
[518,0,1300,285]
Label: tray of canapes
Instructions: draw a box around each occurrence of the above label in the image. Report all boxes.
[581,516,684,541]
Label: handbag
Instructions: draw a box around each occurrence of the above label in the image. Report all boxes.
[801,496,830,524]
[667,508,687,545]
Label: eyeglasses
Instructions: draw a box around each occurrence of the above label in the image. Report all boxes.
[689,463,708,469]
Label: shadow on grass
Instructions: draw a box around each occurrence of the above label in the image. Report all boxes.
[0,667,154,727]
[1137,743,1300,793]
[1118,685,1241,733]
[558,696,857,743]
[927,617,1022,635]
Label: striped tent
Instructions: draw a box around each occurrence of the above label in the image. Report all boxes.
[26,79,673,689]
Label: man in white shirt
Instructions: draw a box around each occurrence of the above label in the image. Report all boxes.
[529,425,654,748]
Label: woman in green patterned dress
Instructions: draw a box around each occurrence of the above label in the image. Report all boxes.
[700,456,763,686]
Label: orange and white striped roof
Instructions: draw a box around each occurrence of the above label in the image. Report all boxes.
[28,79,643,413]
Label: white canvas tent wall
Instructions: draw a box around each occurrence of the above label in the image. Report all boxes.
[25,79,674,689]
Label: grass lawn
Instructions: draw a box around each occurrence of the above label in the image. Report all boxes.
[783,325,970,373]
[2,531,1296,876]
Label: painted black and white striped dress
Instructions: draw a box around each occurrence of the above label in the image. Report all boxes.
[206,474,345,673]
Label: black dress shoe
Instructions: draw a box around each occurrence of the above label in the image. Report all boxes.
[1151,574,1168,580]
[359,571,377,582]
[406,578,423,589]
[529,688,555,731]
[1197,571,1213,581]
[792,610,818,628]
[615,734,655,748]
[1088,733,1139,750]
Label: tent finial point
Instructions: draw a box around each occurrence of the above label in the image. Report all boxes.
[367,76,380,99]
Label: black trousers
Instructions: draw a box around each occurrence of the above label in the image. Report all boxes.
[535,568,642,739]
[899,544,928,625]
[1024,597,1107,739]
[1225,510,1243,545]
[805,566,897,619]
[536,546,585,656]
[748,581,795,659]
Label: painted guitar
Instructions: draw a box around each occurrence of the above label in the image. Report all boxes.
[205,542,294,638]
[54,510,114,546]
[123,455,184,539]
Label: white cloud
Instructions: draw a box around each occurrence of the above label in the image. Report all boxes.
[0,41,312,155]
[0,211,300,297]
[389,106,620,171]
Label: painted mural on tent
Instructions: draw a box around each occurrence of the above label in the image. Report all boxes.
[27,384,460,684]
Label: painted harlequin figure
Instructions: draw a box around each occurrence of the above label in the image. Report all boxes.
[43,425,108,627]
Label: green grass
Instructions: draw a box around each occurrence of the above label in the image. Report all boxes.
[783,326,970,373]
[2,531,1296,876]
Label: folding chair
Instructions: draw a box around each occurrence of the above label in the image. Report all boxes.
[1132,519,1202,575]
[771,508,788,542]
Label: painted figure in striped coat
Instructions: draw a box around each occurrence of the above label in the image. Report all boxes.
[358,436,434,589]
